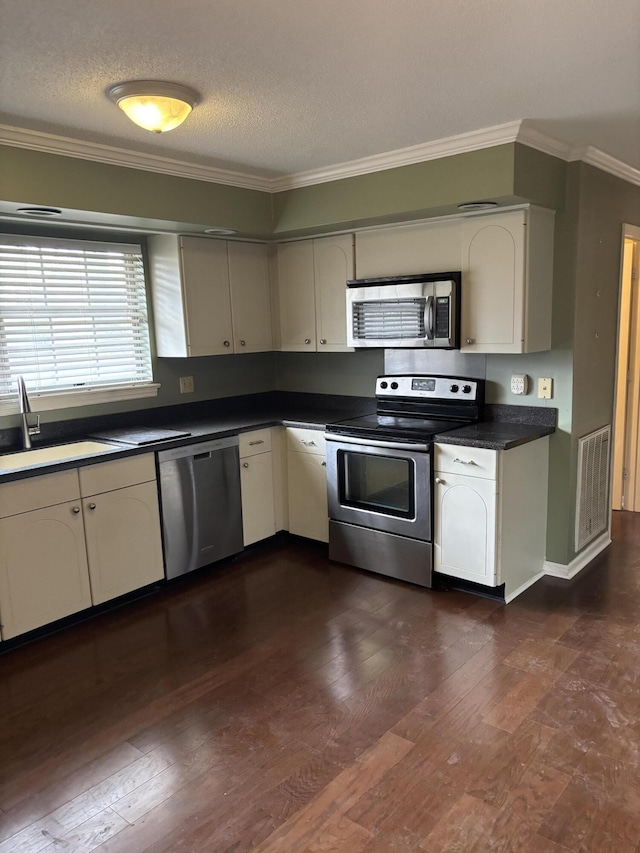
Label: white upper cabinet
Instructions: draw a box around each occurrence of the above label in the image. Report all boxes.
[228,241,273,353]
[149,235,272,357]
[277,240,317,351]
[355,219,461,279]
[276,234,354,352]
[461,207,555,354]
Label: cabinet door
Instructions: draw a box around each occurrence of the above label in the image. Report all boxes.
[228,242,273,353]
[0,502,91,639]
[83,482,164,605]
[314,234,354,352]
[434,472,498,586]
[240,452,276,546]
[288,451,329,542]
[355,220,461,279]
[180,237,234,356]
[276,240,316,351]
[461,211,525,353]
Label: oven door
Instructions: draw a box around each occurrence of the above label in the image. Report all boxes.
[325,435,431,541]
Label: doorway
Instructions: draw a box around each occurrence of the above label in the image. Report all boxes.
[612,228,640,510]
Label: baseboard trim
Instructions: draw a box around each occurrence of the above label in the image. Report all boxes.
[504,570,546,603]
[544,532,611,580]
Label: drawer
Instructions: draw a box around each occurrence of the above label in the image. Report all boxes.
[79,453,156,497]
[286,427,326,456]
[0,469,80,518]
[239,429,272,458]
[434,443,498,479]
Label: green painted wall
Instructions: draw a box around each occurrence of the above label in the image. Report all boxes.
[275,351,384,397]
[271,145,518,236]
[0,145,273,236]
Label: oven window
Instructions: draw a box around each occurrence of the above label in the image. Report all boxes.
[340,451,414,518]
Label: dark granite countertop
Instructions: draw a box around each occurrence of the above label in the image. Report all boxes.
[0,392,376,482]
[434,421,555,450]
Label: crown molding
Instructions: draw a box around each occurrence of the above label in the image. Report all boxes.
[271,121,525,190]
[575,146,640,187]
[0,124,274,191]
[1,120,639,193]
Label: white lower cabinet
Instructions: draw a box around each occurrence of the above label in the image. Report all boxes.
[82,481,164,605]
[286,428,328,542]
[0,454,164,640]
[0,499,92,640]
[239,429,276,546]
[434,438,549,601]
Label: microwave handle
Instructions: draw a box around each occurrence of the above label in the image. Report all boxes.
[425,295,434,340]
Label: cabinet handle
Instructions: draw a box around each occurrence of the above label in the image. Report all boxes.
[305,339,311,345]
[248,440,264,446]
[302,440,317,447]
[89,502,96,510]
[435,477,444,484]
[223,340,231,347]
[320,339,326,345]
[321,461,326,467]
[453,458,477,465]
[72,506,80,514]
[240,340,246,346]
[466,338,475,345]
[243,462,249,468]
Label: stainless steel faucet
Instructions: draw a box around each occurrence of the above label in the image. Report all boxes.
[16,376,40,450]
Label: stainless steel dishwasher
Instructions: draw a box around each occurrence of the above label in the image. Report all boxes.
[158,436,243,579]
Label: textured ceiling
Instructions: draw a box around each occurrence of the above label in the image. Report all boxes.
[1,0,639,178]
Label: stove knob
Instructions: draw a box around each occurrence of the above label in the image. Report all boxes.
[380,381,388,389]
[462,384,472,394]
[390,381,399,390]
[449,384,459,393]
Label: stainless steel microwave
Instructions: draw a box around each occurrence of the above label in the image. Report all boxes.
[346,272,460,349]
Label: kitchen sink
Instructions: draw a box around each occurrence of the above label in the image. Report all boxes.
[0,441,117,471]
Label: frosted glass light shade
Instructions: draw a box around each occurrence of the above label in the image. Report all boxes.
[107,81,199,133]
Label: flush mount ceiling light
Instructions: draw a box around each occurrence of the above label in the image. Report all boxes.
[204,227,238,236]
[457,201,499,211]
[106,81,200,133]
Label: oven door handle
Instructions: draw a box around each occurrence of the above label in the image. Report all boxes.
[323,433,430,453]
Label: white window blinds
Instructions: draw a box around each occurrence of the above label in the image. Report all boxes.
[0,234,153,401]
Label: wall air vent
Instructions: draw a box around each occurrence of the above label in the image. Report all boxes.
[575,425,611,552]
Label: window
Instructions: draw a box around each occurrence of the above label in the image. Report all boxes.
[0,234,158,414]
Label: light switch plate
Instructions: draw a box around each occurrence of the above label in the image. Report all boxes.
[538,377,553,399]
[179,376,194,394]
[510,374,529,395]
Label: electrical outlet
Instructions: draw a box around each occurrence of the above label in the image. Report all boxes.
[510,374,529,395]
[179,376,194,394]
[538,377,553,399]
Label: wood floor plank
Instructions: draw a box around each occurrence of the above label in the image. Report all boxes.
[3,517,640,852]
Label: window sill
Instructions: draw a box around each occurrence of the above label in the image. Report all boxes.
[0,383,161,416]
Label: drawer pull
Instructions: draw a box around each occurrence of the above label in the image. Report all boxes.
[466,338,475,345]
[240,340,246,346]
[72,506,80,514]
[302,440,317,447]
[89,502,96,510]
[223,340,231,347]
[435,477,444,484]
[321,461,326,467]
[453,458,476,465]
[248,440,264,446]
[243,462,249,468]
[305,339,311,345]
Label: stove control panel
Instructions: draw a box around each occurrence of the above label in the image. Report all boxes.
[376,375,479,401]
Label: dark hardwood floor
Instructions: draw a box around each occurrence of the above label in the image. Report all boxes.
[2,512,640,852]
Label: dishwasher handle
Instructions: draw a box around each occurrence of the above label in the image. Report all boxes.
[157,435,238,463]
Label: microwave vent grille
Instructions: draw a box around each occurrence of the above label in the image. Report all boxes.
[353,299,426,340]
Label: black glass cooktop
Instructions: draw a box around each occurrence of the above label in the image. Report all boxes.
[325,414,465,443]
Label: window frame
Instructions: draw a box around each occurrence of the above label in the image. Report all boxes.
[0,232,159,416]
